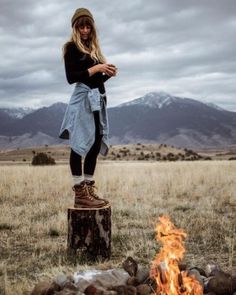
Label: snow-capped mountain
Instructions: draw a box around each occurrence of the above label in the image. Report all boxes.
[0,92,236,149]
[108,92,236,147]
[117,91,179,109]
[118,92,227,111]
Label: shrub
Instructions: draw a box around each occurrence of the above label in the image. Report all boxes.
[48,228,59,237]
[31,152,56,166]
[137,156,144,160]
[204,156,212,160]
[167,153,178,161]
[228,157,236,160]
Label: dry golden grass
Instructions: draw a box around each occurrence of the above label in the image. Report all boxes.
[0,160,235,294]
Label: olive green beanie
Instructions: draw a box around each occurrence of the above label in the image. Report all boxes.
[71,8,94,27]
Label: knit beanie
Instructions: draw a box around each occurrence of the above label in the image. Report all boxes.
[71,8,94,27]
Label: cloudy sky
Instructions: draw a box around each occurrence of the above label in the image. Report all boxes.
[1,0,236,111]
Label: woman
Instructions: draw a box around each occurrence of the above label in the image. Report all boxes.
[59,8,117,208]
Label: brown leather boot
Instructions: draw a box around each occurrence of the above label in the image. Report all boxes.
[85,180,109,206]
[72,181,105,208]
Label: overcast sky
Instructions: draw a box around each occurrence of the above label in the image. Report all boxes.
[0,0,236,111]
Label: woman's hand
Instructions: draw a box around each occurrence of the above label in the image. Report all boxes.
[97,63,117,76]
[88,63,118,77]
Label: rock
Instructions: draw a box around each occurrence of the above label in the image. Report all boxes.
[63,282,79,291]
[230,267,236,276]
[203,276,214,293]
[136,268,149,284]
[187,269,204,288]
[207,270,235,295]
[102,291,118,295]
[30,281,60,295]
[122,257,138,277]
[84,285,102,295]
[145,278,157,293]
[205,264,221,277]
[110,285,137,295]
[188,266,206,277]
[54,274,75,289]
[74,269,129,291]
[54,274,68,287]
[232,276,236,292]
[55,291,81,295]
[126,277,140,287]
[136,284,152,295]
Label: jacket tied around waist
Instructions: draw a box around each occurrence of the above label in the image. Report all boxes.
[58,82,109,157]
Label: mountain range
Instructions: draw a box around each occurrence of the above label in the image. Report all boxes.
[0,91,236,149]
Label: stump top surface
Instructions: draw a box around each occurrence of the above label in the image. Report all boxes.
[68,205,111,211]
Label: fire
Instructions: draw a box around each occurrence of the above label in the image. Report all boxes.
[150,216,203,295]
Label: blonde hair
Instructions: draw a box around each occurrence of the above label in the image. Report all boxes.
[62,16,106,64]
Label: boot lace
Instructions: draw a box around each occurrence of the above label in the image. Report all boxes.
[87,183,99,199]
[73,183,94,200]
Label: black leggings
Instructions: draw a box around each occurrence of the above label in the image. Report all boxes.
[69,111,103,176]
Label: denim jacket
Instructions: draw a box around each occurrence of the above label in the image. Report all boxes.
[58,82,109,157]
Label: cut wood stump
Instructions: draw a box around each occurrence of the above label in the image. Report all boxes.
[67,205,111,261]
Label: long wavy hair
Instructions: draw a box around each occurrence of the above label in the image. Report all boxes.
[62,16,106,64]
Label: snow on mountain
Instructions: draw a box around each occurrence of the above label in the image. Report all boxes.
[117,91,180,108]
[205,102,226,111]
[116,91,226,111]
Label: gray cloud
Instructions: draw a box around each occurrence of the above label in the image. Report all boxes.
[0,0,235,111]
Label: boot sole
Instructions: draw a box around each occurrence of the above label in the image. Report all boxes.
[74,203,106,209]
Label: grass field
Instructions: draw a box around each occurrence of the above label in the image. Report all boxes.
[0,160,235,294]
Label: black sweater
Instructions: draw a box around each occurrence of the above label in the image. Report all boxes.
[64,42,111,104]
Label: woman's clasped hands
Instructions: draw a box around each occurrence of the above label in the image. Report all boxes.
[98,63,117,77]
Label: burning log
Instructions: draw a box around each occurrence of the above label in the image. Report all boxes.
[67,206,111,261]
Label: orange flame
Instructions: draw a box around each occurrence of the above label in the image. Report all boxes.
[150,216,203,295]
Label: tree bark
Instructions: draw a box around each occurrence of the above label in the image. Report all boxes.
[67,205,111,261]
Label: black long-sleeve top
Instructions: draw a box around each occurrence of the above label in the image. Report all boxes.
[64,42,111,104]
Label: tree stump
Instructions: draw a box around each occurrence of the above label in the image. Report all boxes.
[67,205,111,261]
